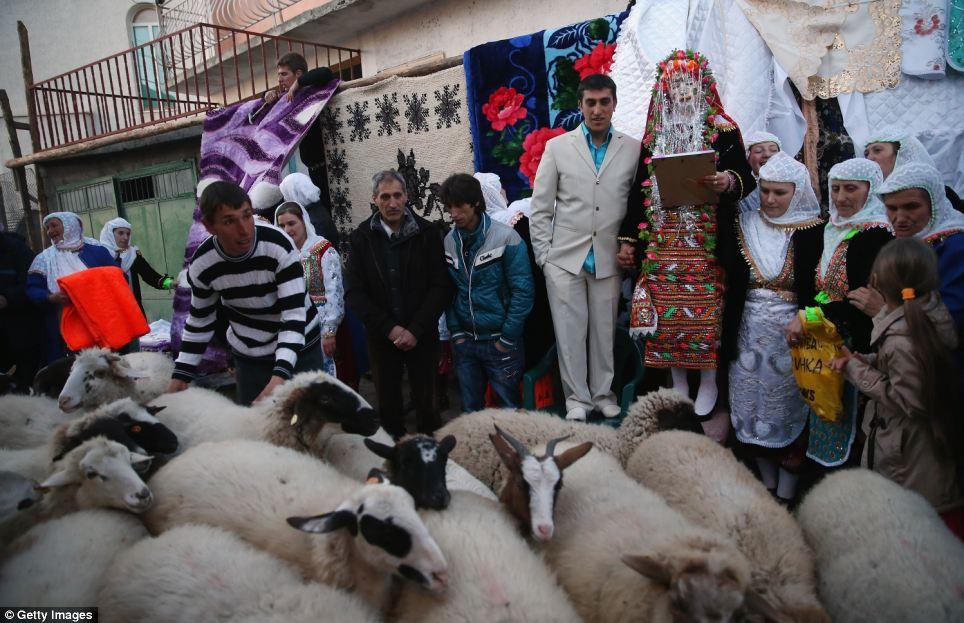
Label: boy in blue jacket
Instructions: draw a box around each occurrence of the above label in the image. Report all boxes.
[442,173,534,411]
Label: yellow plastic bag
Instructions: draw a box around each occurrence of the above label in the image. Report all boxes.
[790,307,844,423]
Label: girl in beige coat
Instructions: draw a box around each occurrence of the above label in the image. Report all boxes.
[831,238,963,536]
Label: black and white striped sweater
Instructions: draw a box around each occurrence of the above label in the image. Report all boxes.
[172,224,319,381]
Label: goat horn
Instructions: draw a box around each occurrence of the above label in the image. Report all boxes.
[494,425,530,458]
[544,434,572,459]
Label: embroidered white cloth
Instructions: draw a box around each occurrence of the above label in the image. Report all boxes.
[899,0,947,79]
[99,217,137,273]
[876,162,964,242]
[821,158,890,279]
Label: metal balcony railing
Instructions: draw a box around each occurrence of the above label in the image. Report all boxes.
[28,22,361,151]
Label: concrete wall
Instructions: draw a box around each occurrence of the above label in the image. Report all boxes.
[0,0,152,162]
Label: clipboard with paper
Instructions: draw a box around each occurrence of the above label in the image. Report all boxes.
[651,149,718,207]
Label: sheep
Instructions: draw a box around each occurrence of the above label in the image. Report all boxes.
[0,398,177,482]
[0,364,18,395]
[323,429,497,508]
[98,524,379,623]
[438,387,694,492]
[625,431,829,622]
[489,428,781,623]
[57,348,173,412]
[31,355,75,398]
[1,437,152,545]
[143,439,448,613]
[148,370,378,454]
[796,469,964,623]
[392,490,581,622]
[0,471,42,524]
[0,394,69,449]
[0,509,148,607]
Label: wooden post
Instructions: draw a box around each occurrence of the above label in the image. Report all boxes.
[17,20,49,223]
[0,89,41,249]
[802,98,821,205]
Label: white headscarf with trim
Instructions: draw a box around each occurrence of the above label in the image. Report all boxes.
[280,173,321,207]
[739,131,783,214]
[864,127,937,173]
[876,162,964,242]
[29,212,99,293]
[275,201,324,260]
[473,172,508,214]
[819,158,890,278]
[739,152,821,280]
[99,217,137,272]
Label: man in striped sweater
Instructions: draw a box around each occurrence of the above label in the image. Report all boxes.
[166,181,324,405]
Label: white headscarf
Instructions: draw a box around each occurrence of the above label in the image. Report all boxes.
[876,162,964,242]
[739,152,822,280]
[99,217,137,272]
[280,173,321,207]
[820,158,889,278]
[743,130,782,156]
[29,212,99,293]
[863,127,937,173]
[275,201,324,260]
[473,172,508,213]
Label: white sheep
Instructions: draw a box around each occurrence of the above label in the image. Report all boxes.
[98,523,379,623]
[148,370,378,454]
[490,427,781,623]
[0,398,176,482]
[796,469,964,623]
[625,431,829,622]
[0,471,42,524]
[0,509,147,607]
[438,387,694,491]
[143,439,447,613]
[392,490,580,622]
[57,348,173,411]
[0,437,152,545]
[0,394,69,449]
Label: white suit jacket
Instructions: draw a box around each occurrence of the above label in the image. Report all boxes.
[529,127,640,279]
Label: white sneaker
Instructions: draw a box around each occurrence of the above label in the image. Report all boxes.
[600,404,622,418]
[565,407,587,422]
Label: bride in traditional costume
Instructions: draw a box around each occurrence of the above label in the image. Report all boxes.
[725,151,824,503]
[626,49,755,420]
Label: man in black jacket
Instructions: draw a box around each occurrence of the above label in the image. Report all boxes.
[345,170,452,438]
[0,231,41,391]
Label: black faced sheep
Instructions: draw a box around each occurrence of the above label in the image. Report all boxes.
[143,439,447,613]
[625,431,829,622]
[437,387,694,491]
[796,469,964,623]
[98,524,379,623]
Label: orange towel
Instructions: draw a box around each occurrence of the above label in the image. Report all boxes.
[58,266,149,351]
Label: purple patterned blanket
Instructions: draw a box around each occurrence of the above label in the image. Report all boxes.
[170,80,339,373]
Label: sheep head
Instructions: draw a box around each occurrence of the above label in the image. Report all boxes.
[264,371,379,451]
[51,398,177,465]
[364,434,456,510]
[622,536,783,623]
[287,468,449,593]
[38,437,154,514]
[58,349,141,412]
[489,425,592,542]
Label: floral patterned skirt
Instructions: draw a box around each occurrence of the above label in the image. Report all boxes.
[643,212,721,370]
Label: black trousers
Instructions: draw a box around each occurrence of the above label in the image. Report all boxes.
[368,333,440,438]
[234,340,326,406]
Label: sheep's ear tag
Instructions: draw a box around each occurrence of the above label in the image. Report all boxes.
[290,413,299,426]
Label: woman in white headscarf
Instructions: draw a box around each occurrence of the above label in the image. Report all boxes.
[739,131,782,214]
[275,201,343,376]
[723,151,824,504]
[799,158,893,469]
[279,172,340,246]
[99,217,175,314]
[863,128,962,212]
[26,212,115,363]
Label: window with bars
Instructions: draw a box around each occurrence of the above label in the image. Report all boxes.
[57,180,117,215]
[118,168,195,204]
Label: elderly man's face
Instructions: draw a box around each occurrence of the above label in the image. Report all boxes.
[373,179,408,231]
[884,188,931,238]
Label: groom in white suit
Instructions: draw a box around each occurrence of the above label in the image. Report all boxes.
[530,74,641,421]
